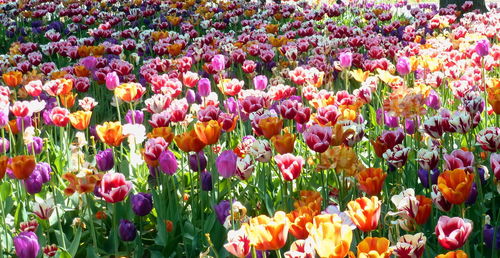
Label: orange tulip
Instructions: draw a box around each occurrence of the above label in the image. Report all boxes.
[6,119,19,134]
[346,196,381,232]
[271,133,295,154]
[2,71,23,87]
[330,124,355,146]
[319,146,365,176]
[356,168,387,196]
[74,65,90,77]
[438,169,474,205]
[50,71,67,80]
[356,237,392,258]
[415,195,432,225]
[77,45,91,57]
[63,172,103,195]
[115,83,146,102]
[167,43,183,57]
[306,214,352,258]
[436,250,468,258]
[371,137,388,158]
[59,78,73,95]
[487,85,500,115]
[258,117,283,139]
[294,190,323,212]
[60,92,77,108]
[69,111,92,130]
[174,130,206,153]
[265,24,279,34]
[243,211,289,251]
[194,120,221,145]
[0,156,8,180]
[96,121,126,147]
[147,127,174,143]
[287,206,317,239]
[8,155,36,180]
[91,45,105,56]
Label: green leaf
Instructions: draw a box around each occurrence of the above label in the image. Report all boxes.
[0,182,11,200]
[58,250,72,258]
[68,228,82,257]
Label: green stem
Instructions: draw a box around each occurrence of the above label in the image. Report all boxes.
[86,194,98,252]
[113,203,119,256]
[52,186,66,250]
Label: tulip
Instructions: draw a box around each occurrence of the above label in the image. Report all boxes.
[435,216,472,250]
[436,250,468,258]
[20,220,39,232]
[249,139,272,163]
[393,233,426,258]
[465,182,477,206]
[356,168,387,196]
[425,90,441,110]
[189,151,207,172]
[0,138,9,153]
[444,150,474,172]
[383,144,410,168]
[415,195,432,225]
[271,133,295,154]
[287,206,317,239]
[26,137,43,155]
[200,171,212,191]
[0,155,7,180]
[96,148,114,171]
[9,155,36,180]
[236,155,254,180]
[194,120,221,145]
[338,52,353,68]
[274,153,304,181]
[119,219,137,241]
[14,231,40,258]
[23,162,51,195]
[32,197,54,220]
[50,107,70,127]
[96,121,126,147]
[483,224,500,249]
[106,72,120,90]
[303,125,332,153]
[475,39,490,57]
[98,172,132,203]
[346,196,381,232]
[253,75,268,91]
[69,111,92,130]
[284,239,315,258]
[438,169,474,205]
[198,78,211,97]
[306,214,352,258]
[258,117,283,139]
[243,211,289,251]
[174,130,206,153]
[390,189,419,220]
[417,168,440,189]
[356,237,392,257]
[115,82,146,103]
[214,200,231,224]
[216,150,238,178]
[124,110,144,124]
[42,244,58,257]
[158,150,178,175]
[3,71,23,87]
[431,185,452,212]
[417,148,439,171]
[476,127,500,152]
[211,54,226,71]
[224,228,251,257]
[491,153,500,181]
[396,56,411,75]
[131,192,153,216]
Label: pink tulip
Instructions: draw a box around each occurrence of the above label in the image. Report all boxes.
[253,75,268,90]
[211,54,226,71]
[338,52,353,68]
[435,216,472,250]
[274,154,304,181]
[99,173,133,203]
[224,228,251,257]
[105,72,120,90]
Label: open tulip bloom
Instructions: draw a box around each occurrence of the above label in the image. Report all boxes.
[0,0,499,257]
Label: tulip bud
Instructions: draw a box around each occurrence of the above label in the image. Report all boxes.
[14,231,40,258]
[253,75,268,90]
[119,219,137,242]
[211,54,226,71]
[158,150,178,175]
[396,56,411,75]
[124,110,144,124]
[96,148,114,172]
[131,192,153,216]
[475,39,490,57]
[105,71,120,90]
[198,78,211,97]
[188,151,207,172]
[338,52,353,68]
[200,171,213,191]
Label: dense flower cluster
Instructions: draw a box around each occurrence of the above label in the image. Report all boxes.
[0,0,498,257]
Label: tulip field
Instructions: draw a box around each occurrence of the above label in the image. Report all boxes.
[0,0,499,257]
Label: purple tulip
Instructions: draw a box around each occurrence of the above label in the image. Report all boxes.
[26,137,43,155]
[253,75,268,90]
[24,163,51,195]
[211,54,226,71]
[418,168,440,188]
[475,39,490,57]
[14,231,39,258]
[425,90,441,110]
[16,116,32,132]
[96,149,114,171]
[124,110,144,124]
[465,182,477,206]
[484,224,500,249]
[198,78,211,97]
[131,193,153,216]
[189,151,207,172]
[338,52,352,68]
[186,89,196,104]
[216,150,238,178]
[105,71,120,90]
[158,150,178,175]
[376,109,399,128]
[213,200,231,224]
[443,149,474,172]
[119,219,137,241]
[0,109,9,127]
[396,56,411,75]
[200,171,213,191]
